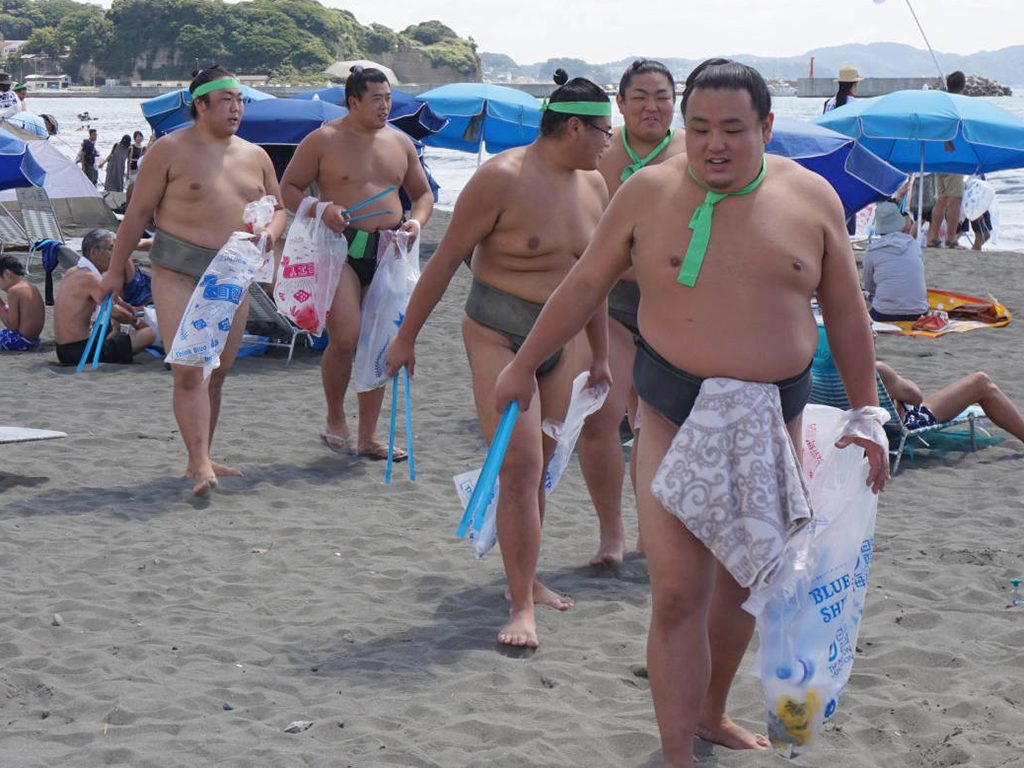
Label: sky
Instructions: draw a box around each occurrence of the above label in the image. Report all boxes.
[316,0,1023,64]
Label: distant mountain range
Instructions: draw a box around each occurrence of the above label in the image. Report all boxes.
[481,42,1024,86]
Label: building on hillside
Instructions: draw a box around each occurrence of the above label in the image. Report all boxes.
[24,73,69,89]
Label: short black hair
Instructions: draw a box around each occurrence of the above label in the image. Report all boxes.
[345,65,389,108]
[189,64,236,118]
[619,59,675,97]
[540,68,609,137]
[0,255,25,276]
[681,58,772,122]
[946,70,966,94]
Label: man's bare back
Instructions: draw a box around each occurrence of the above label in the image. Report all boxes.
[471,145,608,301]
[3,280,44,339]
[54,267,101,344]
[144,129,274,249]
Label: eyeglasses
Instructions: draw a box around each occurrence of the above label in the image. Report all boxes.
[585,121,613,139]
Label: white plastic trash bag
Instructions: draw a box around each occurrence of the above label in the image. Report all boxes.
[166,197,277,379]
[749,404,882,759]
[454,372,609,558]
[246,195,279,284]
[353,226,420,393]
[961,177,995,223]
[274,196,346,335]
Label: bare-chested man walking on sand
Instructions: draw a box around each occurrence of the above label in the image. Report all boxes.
[280,66,433,460]
[580,58,687,567]
[494,59,889,765]
[99,65,286,496]
[386,71,613,649]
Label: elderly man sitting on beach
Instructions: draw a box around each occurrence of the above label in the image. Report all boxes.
[53,229,156,366]
[0,255,44,351]
[862,202,929,322]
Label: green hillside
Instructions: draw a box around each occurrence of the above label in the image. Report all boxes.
[0,0,480,82]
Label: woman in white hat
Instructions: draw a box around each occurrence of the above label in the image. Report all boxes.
[823,65,864,113]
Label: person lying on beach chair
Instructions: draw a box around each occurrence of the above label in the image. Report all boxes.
[876,361,1024,445]
[53,229,155,366]
[0,255,44,351]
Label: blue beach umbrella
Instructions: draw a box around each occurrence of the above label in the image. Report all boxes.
[817,89,1024,227]
[291,87,449,142]
[816,90,1024,175]
[235,99,441,203]
[236,98,348,145]
[141,85,275,137]
[418,83,541,155]
[767,117,907,219]
[0,128,46,191]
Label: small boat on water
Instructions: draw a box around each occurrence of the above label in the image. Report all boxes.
[767,79,797,97]
[77,111,94,122]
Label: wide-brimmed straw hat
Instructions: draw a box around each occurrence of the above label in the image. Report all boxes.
[836,66,864,84]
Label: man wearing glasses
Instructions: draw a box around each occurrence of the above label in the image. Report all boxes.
[386,71,612,650]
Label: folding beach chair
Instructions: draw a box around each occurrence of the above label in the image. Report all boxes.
[16,187,64,273]
[0,202,28,253]
[809,336,986,474]
[244,283,313,365]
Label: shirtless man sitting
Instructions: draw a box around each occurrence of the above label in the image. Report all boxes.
[54,229,155,365]
[494,59,888,766]
[280,65,433,460]
[580,58,687,566]
[387,70,612,649]
[0,255,44,351]
[99,65,286,495]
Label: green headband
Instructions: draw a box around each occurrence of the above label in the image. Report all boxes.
[13,83,27,91]
[191,77,242,99]
[539,99,612,117]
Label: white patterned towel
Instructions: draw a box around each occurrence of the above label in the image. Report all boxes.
[651,377,812,591]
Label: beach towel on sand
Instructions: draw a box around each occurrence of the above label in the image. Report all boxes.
[651,378,812,593]
[894,289,1010,337]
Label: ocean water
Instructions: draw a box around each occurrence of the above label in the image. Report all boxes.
[30,92,1024,251]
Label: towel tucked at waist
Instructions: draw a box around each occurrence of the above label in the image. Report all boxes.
[651,377,812,592]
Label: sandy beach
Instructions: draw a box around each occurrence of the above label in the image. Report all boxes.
[2,211,1024,767]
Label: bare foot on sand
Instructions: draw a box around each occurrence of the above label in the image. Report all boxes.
[695,716,770,750]
[498,607,538,648]
[211,461,244,477]
[590,537,625,567]
[185,465,218,497]
[505,581,574,611]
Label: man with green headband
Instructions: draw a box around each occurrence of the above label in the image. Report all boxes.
[386,71,612,650]
[99,65,286,496]
[577,59,687,569]
[494,59,888,765]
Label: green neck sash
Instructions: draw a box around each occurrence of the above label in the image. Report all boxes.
[677,158,767,287]
[619,126,674,182]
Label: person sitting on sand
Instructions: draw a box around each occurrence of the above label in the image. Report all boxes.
[77,229,152,308]
[862,201,929,322]
[387,69,613,649]
[578,58,687,567]
[0,255,44,351]
[54,229,156,366]
[877,361,1024,443]
[98,64,286,496]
